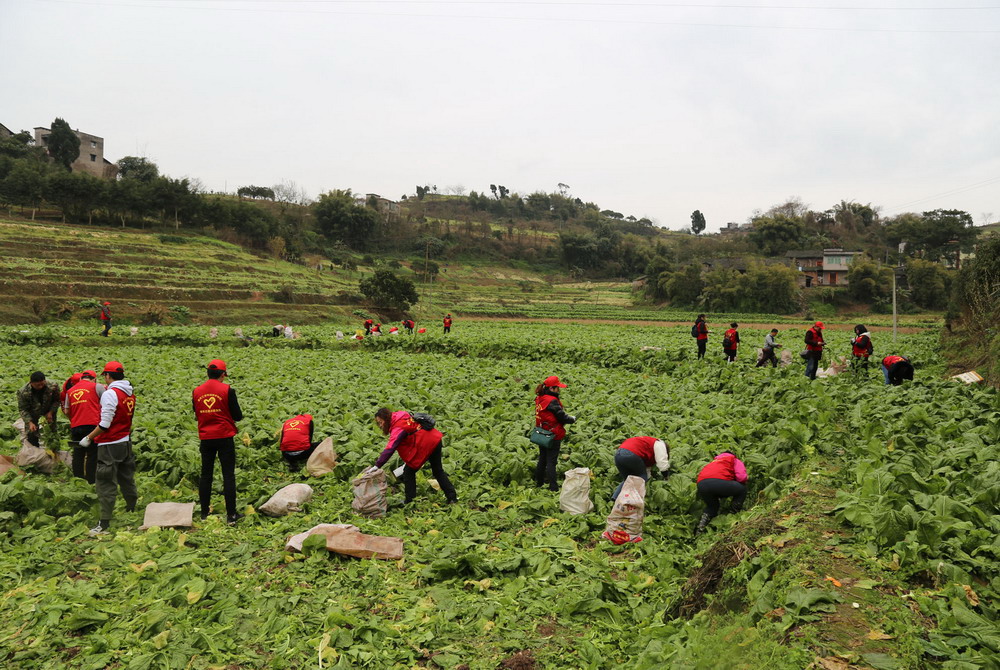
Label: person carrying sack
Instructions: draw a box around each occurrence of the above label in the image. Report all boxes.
[851,325,874,371]
[756,329,781,368]
[370,408,457,505]
[16,371,61,448]
[280,414,320,471]
[612,436,670,501]
[694,452,748,535]
[65,369,105,483]
[193,359,244,524]
[804,321,825,380]
[533,375,576,491]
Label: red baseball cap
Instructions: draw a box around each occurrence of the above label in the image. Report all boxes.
[544,375,567,388]
[103,301,111,305]
[207,359,227,372]
[81,369,97,378]
[814,321,825,329]
[102,361,124,374]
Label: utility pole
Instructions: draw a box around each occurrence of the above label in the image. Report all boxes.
[892,270,897,344]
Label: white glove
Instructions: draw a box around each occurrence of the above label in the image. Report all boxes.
[364,466,380,475]
[79,436,92,448]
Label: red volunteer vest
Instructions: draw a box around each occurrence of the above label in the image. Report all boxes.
[697,454,737,483]
[281,414,313,452]
[95,387,135,444]
[805,328,825,352]
[883,355,905,367]
[723,329,738,349]
[193,378,237,440]
[535,394,567,440]
[852,335,871,358]
[444,318,452,327]
[696,321,708,341]
[67,380,101,428]
[389,412,442,470]
[620,436,657,467]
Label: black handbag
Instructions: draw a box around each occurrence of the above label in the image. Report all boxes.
[528,426,557,449]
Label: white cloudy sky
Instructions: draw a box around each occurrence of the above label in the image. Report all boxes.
[2,0,998,231]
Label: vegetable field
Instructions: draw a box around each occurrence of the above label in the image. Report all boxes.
[0,322,996,669]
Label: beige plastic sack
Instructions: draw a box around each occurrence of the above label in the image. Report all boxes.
[285,523,359,552]
[209,327,219,339]
[139,502,195,530]
[817,356,849,378]
[779,349,794,367]
[0,454,21,476]
[57,450,73,469]
[305,437,337,477]
[259,483,313,517]
[559,467,595,515]
[352,469,388,518]
[602,475,646,544]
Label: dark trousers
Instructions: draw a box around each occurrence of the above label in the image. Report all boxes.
[697,478,746,518]
[101,319,111,336]
[401,443,456,503]
[71,424,98,484]
[612,448,648,501]
[281,442,318,470]
[757,349,778,368]
[444,326,451,334]
[885,361,914,386]
[535,440,561,491]
[199,437,237,517]
[697,340,707,359]
[96,440,138,523]
[724,348,737,362]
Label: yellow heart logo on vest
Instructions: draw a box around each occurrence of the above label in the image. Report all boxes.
[203,397,217,409]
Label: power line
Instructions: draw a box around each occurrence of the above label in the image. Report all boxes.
[886,175,1000,212]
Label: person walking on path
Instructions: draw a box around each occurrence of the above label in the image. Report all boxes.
[99,301,112,337]
[64,370,104,483]
[804,321,825,380]
[851,325,874,372]
[882,355,914,386]
[722,322,740,363]
[611,436,670,501]
[280,413,319,471]
[695,452,748,534]
[756,329,781,368]
[193,359,244,524]
[79,361,137,535]
[17,371,61,447]
[693,314,710,360]
[443,314,453,334]
[534,376,576,491]
[371,409,457,505]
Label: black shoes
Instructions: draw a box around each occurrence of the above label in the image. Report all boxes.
[227,513,244,525]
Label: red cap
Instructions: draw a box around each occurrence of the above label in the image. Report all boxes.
[102,361,124,374]
[544,375,567,388]
[103,301,111,305]
[81,369,97,378]
[814,321,825,329]
[418,328,426,333]
[207,359,227,372]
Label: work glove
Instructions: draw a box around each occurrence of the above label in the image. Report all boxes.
[364,465,380,475]
[567,415,577,423]
[660,469,670,480]
[79,436,92,448]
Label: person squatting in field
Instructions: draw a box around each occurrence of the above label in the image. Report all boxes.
[804,321,826,380]
[63,369,105,483]
[79,361,137,535]
[611,436,670,501]
[695,451,748,535]
[534,375,577,491]
[371,408,457,504]
[722,322,740,363]
[401,319,415,334]
[756,329,781,368]
[851,325,874,371]
[882,355,914,386]
[279,413,320,471]
[16,371,61,447]
[192,359,244,524]
[692,314,710,359]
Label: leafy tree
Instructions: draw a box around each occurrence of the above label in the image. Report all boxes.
[748,214,805,256]
[884,209,977,261]
[237,185,275,200]
[313,189,380,250]
[359,270,419,310]
[846,257,891,303]
[664,264,704,307]
[0,130,43,161]
[46,118,81,170]
[46,170,104,223]
[690,210,706,235]
[0,161,48,219]
[906,258,951,309]
[117,156,160,182]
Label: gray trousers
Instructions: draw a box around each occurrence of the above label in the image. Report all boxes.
[96,440,138,522]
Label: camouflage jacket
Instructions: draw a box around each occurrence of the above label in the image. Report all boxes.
[17,381,61,425]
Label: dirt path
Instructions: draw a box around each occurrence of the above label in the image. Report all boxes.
[460,315,936,334]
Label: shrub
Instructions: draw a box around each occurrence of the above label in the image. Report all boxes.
[273,286,297,304]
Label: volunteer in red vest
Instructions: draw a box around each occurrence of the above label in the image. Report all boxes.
[78,361,137,535]
[364,319,373,335]
[193,359,244,524]
[60,372,83,406]
[722,322,740,363]
[443,314,453,334]
[401,318,415,334]
[280,413,320,471]
[370,408,457,505]
[612,436,670,501]
[693,314,710,359]
[371,323,382,335]
[534,376,577,491]
[851,325,874,371]
[882,354,914,386]
[65,370,104,483]
[695,452,748,535]
[804,321,825,380]
[99,301,112,337]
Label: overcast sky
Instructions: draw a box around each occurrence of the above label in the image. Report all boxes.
[3,0,998,231]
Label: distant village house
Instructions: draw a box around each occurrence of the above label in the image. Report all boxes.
[33,126,117,179]
[785,248,863,287]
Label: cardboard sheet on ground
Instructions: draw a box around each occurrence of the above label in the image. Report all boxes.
[139,502,195,530]
[259,483,313,517]
[603,475,645,544]
[0,454,21,476]
[285,523,403,560]
[559,467,594,514]
[952,370,984,384]
[305,437,337,477]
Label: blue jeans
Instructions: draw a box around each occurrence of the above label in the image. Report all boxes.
[882,364,891,384]
[612,448,648,501]
[805,354,820,379]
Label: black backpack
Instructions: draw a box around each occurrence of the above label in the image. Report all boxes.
[722,336,732,349]
[691,323,700,338]
[410,412,436,430]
